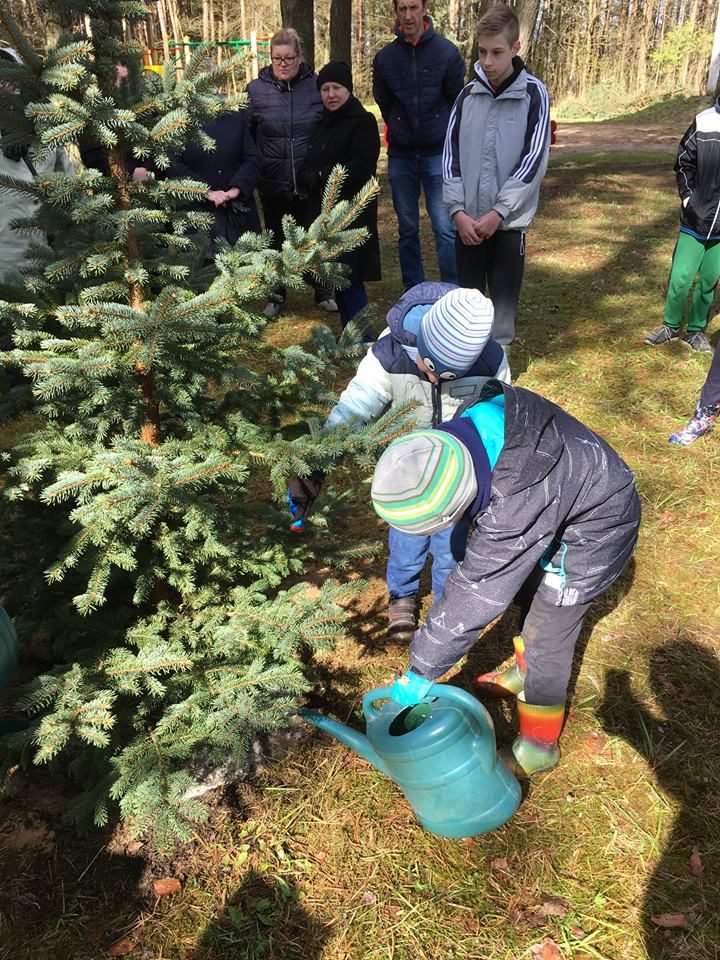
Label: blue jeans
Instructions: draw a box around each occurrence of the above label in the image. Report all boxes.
[336,282,369,326]
[386,519,469,600]
[388,153,458,290]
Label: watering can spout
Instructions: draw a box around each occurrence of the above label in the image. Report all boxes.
[299,708,391,777]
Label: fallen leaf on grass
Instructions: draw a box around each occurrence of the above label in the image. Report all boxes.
[570,925,587,939]
[531,937,561,959]
[689,847,704,877]
[512,906,546,927]
[360,891,377,905]
[660,511,676,523]
[126,841,144,855]
[106,938,137,956]
[541,896,569,918]
[152,877,181,897]
[585,731,607,754]
[651,908,700,929]
[382,901,403,918]
[457,916,481,936]
[462,837,477,849]
[510,895,569,926]
[487,856,509,871]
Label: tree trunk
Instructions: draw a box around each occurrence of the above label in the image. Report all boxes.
[516,0,541,62]
[329,0,352,64]
[280,0,315,70]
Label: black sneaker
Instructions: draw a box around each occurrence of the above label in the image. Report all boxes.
[388,595,417,641]
[682,330,713,353]
[644,324,680,346]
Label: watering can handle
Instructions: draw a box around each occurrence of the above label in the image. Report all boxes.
[362,685,396,721]
[432,684,496,746]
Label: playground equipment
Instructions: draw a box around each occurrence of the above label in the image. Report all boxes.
[144,34,272,81]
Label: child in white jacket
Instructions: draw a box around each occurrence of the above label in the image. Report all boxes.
[288,282,510,639]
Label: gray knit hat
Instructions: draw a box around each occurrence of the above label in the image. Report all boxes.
[371,429,478,535]
[416,287,494,379]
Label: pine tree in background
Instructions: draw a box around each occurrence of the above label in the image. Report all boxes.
[0,2,399,847]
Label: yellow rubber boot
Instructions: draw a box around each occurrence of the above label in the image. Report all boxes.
[476,636,527,698]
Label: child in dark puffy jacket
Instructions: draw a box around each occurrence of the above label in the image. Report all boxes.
[644,98,720,354]
[371,381,641,776]
[287,283,510,639]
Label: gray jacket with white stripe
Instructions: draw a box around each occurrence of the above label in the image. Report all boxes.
[442,58,550,231]
[410,382,641,681]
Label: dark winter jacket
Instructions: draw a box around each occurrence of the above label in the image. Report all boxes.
[372,18,465,158]
[325,282,510,431]
[676,98,720,240]
[298,95,381,284]
[246,63,323,200]
[168,109,261,253]
[409,381,641,680]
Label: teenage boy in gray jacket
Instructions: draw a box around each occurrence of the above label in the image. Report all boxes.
[442,4,550,346]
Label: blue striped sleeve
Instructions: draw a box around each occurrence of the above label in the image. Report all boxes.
[442,85,472,181]
[510,77,550,183]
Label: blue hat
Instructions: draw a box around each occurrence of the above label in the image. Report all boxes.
[415,287,494,379]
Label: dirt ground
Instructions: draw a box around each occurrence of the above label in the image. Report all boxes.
[552,118,679,153]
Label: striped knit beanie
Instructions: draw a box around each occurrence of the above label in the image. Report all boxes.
[416,287,494,378]
[371,429,478,535]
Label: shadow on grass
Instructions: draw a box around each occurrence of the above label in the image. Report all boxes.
[0,819,145,960]
[193,868,330,960]
[598,635,720,960]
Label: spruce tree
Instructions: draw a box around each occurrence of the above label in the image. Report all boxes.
[0,3,401,847]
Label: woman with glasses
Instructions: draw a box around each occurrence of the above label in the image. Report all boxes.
[247,28,337,319]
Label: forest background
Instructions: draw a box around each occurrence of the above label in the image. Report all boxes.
[5,0,718,116]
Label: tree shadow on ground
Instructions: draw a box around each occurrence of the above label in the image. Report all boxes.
[0,807,146,960]
[192,868,330,960]
[598,635,720,960]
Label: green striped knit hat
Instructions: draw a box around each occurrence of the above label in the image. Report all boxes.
[371,430,478,535]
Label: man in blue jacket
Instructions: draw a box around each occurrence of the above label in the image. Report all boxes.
[373,0,464,291]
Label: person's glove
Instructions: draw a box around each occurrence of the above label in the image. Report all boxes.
[227,197,254,229]
[391,670,434,706]
[286,470,325,532]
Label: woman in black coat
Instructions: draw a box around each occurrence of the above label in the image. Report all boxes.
[299,61,381,333]
[168,108,261,262]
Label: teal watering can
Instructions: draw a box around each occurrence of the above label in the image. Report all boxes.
[301,683,521,838]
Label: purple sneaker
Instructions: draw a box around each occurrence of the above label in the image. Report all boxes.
[669,402,719,446]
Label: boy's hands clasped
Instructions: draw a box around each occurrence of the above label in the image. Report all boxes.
[452,209,503,244]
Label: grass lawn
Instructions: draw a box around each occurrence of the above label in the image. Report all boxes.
[2,133,720,960]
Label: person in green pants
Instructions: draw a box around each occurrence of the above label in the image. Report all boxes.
[644,99,720,354]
